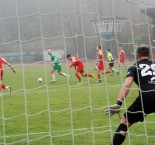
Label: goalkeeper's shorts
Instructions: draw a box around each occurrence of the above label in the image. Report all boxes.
[124,93,155,124]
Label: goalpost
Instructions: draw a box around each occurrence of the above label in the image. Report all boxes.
[0,0,155,144]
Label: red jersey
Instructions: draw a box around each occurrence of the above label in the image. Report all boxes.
[0,57,8,69]
[120,49,125,59]
[70,56,83,68]
[97,50,104,63]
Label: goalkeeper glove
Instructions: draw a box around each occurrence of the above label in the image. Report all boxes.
[105,99,122,118]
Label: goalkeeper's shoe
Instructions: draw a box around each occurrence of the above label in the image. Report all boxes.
[51,79,56,83]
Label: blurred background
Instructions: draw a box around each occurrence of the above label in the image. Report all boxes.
[0,0,155,63]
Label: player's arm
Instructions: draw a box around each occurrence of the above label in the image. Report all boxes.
[53,57,58,64]
[70,62,76,68]
[2,58,16,73]
[105,77,134,118]
[69,57,76,68]
[105,66,136,118]
[117,77,133,101]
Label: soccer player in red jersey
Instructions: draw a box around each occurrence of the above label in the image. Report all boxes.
[119,47,127,69]
[96,46,111,82]
[0,57,16,94]
[67,54,94,84]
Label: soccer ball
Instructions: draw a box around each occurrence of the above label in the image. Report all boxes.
[38,78,43,82]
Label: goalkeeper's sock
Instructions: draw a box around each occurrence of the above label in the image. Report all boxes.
[97,74,101,80]
[112,123,127,145]
[75,74,81,81]
[61,73,70,77]
[52,74,56,80]
[112,134,126,145]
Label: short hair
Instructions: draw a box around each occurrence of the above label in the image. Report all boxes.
[66,54,71,58]
[107,49,110,52]
[136,46,150,57]
[97,46,101,49]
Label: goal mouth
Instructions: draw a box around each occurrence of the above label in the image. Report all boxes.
[0,0,155,144]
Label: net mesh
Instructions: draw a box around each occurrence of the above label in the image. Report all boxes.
[0,0,155,144]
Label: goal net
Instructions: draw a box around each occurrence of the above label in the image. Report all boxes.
[0,0,155,144]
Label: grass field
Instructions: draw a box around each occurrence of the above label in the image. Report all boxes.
[0,63,155,145]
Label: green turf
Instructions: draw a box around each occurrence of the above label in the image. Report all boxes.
[0,64,155,145]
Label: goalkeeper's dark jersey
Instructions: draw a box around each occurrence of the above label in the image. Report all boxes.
[126,59,155,91]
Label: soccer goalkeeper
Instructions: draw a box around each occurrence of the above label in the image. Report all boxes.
[48,50,70,82]
[105,46,155,145]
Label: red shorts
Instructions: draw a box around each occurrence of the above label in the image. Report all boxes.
[120,58,125,63]
[76,65,84,73]
[0,69,3,80]
[97,62,104,71]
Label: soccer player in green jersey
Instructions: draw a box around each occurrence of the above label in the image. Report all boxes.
[106,49,119,76]
[47,50,70,82]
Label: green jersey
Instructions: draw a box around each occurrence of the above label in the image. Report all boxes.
[50,53,61,65]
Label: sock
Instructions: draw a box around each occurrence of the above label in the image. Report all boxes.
[98,74,101,80]
[112,68,118,73]
[52,73,56,80]
[105,70,111,74]
[112,123,127,145]
[61,73,69,77]
[112,133,126,145]
[1,84,6,89]
[75,74,81,81]
[84,74,93,77]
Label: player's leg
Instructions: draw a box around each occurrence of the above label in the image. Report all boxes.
[0,70,11,94]
[111,62,119,75]
[51,66,56,82]
[98,63,104,83]
[94,62,98,70]
[97,69,101,83]
[81,72,94,78]
[112,96,145,145]
[0,83,11,95]
[75,70,82,83]
[108,63,114,76]
[0,69,3,80]
[57,65,70,78]
[112,117,131,145]
[78,65,94,78]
